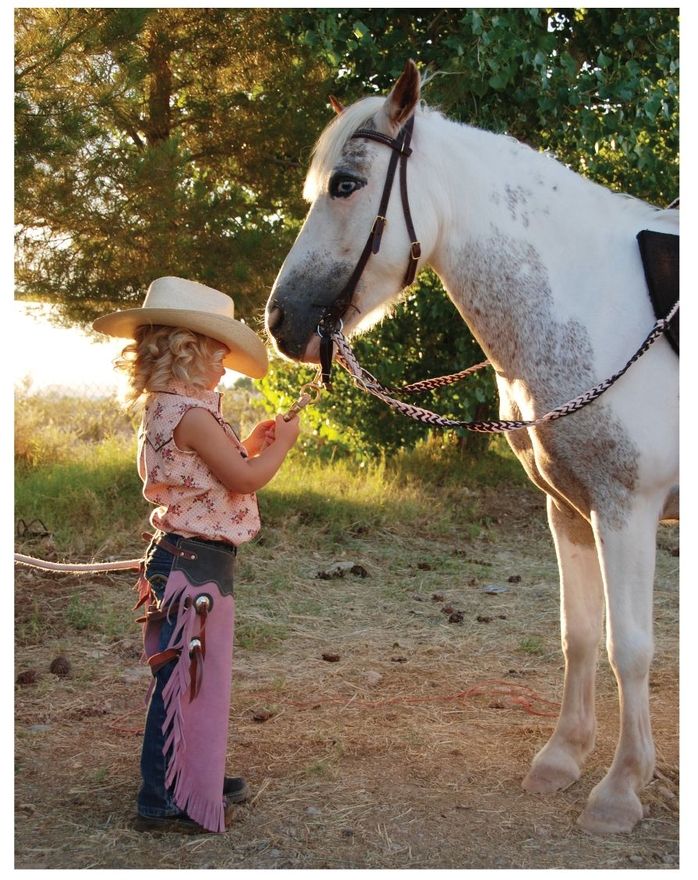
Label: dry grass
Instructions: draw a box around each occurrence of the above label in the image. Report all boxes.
[15,480,679,869]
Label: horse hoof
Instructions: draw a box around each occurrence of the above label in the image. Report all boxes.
[522,754,581,794]
[577,791,644,834]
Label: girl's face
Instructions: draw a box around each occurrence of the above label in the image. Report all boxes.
[204,346,229,390]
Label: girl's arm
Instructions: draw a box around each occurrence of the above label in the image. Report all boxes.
[173,408,299,493]
[242,419,276,456]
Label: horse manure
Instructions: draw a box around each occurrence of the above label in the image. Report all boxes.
[317,561,368,579]
[507,574,522,583]
[417,562,433,570]
[251,709,275,723]
[50,656,71,677]
[321,652,341,663]
[448,611,465,624]
[16,670,38,686]
[476,615,493,623]
[431,593,445,602]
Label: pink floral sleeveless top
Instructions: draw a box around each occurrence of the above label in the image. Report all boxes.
[138,381,261,546]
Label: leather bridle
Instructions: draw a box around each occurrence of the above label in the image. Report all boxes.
[317,114,421,385]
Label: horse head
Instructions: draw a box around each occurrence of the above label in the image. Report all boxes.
[265,60,440,362]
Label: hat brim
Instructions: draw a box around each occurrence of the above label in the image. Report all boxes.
[92,309,268,378]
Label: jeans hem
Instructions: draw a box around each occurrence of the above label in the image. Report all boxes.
[136,806,186,819]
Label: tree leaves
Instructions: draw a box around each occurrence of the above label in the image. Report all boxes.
[15,8,330,323]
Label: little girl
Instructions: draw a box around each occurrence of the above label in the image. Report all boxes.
[93,277,299,833]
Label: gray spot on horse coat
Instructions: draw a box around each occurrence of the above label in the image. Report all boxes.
[340,140,370,175]
[504,184,532,226]
[451,230,639,528]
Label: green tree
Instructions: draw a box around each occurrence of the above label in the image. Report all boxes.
[287,7,678,204]
[15,7,330,327]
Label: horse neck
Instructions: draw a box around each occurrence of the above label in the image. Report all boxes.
[423,117,657,391]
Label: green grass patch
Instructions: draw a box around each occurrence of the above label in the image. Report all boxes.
[15,386,527,557]
[15,437,147,550]
[235,619,289,650]
[518,636,546,655]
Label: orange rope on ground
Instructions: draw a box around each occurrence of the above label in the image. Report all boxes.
[262,680,559,718]
[105,679,559,737]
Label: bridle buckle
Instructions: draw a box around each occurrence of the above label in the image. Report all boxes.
[316,317,343,338]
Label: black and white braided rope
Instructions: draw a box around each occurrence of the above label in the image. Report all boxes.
[395,361,490,393]
[333,301,678,434]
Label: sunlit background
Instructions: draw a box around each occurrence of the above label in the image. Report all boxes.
[14,301,123,393]
[13,301,245,393]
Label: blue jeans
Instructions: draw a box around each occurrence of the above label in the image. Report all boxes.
[136,535,184,818]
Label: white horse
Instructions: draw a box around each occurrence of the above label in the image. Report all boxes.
[265,60,678,833]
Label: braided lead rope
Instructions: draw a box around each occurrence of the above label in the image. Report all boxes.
[333,301,678,434]
[395,360,491,394]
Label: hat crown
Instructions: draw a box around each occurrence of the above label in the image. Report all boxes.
[143,277,235,320]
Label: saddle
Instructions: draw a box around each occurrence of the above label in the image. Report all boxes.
[637,224,679,355]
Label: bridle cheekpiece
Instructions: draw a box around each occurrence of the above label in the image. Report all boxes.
[317,114,420,387]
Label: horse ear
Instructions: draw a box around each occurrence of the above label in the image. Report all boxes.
[384,59,420,128]
[329,95,345,116]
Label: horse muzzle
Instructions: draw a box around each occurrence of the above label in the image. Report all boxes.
[265,299,322,363]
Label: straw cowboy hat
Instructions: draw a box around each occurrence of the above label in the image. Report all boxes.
[92,277,268,378]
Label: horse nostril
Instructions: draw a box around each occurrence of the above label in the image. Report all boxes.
[267,304,284,334]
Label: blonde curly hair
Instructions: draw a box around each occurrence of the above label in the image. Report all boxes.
[115,325,228,409]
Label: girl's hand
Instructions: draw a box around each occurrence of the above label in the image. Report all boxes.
[243,419,276,456]
[273,413,300,449]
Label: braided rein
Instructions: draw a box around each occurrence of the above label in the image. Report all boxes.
[328,301,679,434]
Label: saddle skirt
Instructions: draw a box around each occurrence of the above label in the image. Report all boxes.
[637,227,679,355]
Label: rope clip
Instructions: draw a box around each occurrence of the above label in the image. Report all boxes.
[283,375,324,422]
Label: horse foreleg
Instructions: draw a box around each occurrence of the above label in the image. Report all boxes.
[523,498,604,794]
[577,505,658,834]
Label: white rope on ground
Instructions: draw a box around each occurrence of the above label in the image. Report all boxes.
[14,553,141,572]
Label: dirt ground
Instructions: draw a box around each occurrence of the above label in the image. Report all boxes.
[15,483,679,870]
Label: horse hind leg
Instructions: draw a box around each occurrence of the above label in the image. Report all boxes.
[577,504,658,834]
[522,498,604,794]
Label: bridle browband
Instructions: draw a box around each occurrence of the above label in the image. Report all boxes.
[318,115,421,386]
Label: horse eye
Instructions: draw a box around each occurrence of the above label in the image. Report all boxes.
[329,174,366,199]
